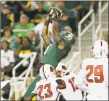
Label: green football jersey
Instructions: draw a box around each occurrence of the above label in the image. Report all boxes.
[42,39,71,67]
[42,31,75,68]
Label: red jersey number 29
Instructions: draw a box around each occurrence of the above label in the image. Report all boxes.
[86,65,104,83]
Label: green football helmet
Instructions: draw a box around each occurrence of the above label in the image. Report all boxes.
[59,31,75,46]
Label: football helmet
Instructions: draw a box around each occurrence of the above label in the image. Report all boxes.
[56,63,67,77]
[39,64,56,79]
[92,40,108,58]
[59,31,75,46]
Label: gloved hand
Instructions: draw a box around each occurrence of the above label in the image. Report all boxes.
[48,7,63,21]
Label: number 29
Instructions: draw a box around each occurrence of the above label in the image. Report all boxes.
[86,65,104,83]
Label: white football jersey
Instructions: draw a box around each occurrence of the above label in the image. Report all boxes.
[32,78,61,100]
[75,57,108,100]
[57,72,82,100]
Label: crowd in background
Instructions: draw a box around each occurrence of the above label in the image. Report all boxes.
[0,1,108,100]
[1,1,98,78]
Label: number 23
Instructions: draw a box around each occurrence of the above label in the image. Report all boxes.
[37,83,53,100]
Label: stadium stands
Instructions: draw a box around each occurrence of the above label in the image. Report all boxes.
[0,1,108,100]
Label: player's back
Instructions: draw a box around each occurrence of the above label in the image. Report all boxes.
[58,72,82,100]
[82,57,108,99]
[35,78,60,100]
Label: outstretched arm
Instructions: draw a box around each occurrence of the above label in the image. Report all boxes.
[42,7,64,48]
[52,21,65,50]
[42,17,52,47]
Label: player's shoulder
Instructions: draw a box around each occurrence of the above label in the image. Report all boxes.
[82,57,108,65]
[82,58,94,63]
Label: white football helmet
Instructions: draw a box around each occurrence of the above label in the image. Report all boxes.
[56,63,67,77]
[92,40,108,58]
[39,64,56,79]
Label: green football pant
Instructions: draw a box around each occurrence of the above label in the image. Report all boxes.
[23,74,41,98]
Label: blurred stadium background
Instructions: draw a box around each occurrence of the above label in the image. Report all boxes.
[0,1,108,100]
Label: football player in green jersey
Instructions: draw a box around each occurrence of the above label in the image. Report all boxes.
[22,7,75,100]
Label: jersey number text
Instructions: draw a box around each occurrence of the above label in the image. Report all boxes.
[37,83,53,99]
[86,65,104,83]
[68,77,78,92]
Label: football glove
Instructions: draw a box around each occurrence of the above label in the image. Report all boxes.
[48,7,63,21]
